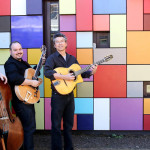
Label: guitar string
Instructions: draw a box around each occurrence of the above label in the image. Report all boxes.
[75,55,113,76]
[0,92,9,133]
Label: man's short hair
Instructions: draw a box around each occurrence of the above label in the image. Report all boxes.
[9,41,21,50]
[53,33,67,44]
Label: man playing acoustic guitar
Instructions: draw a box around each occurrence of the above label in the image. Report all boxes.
[4,41,45,150]
[44,33,97,150]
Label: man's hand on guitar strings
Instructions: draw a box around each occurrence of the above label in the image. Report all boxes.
[63,73,75,81]
[31,80,42,87]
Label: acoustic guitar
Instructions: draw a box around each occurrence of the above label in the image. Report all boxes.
[15,45,46,104]
[52,55,113,95]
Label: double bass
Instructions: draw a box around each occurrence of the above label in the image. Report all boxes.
[0,79,24,150]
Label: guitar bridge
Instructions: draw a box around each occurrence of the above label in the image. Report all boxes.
[24,91,32,102]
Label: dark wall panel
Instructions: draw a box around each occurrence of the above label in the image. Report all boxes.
[0,16,10,32]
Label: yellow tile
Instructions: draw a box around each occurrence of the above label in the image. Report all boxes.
[73,86,77,97]
[110,15,126,47]
[28,49,41,64]
[59,0,75,14]
[44,77,52,97]
[0,49,10,64]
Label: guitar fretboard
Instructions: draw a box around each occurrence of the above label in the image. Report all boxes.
[34,57,43,79]
[33,45,46,79]
[75,59,105,76]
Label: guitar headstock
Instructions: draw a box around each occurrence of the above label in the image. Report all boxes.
[40,45,47,55]
[104,55,113,62]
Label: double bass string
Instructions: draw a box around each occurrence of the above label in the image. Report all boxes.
[0,92,9,134]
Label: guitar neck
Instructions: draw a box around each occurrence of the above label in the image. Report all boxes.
[34,56,43,79]
[75,58,106,76]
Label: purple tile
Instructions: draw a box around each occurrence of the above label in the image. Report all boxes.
[45,98,51,130]
[81,65,93,81]
[11,16,43,48]
[60,15,76,31]
[111,98,143,130]
[22,49,27,61]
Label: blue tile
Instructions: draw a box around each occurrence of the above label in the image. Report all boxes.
[11,16,43,48]
[93,0,126,14]
[0,65,6,75]
[77,32,93,48]
[77,114,93,130]
[0,32,10,48]
[31,65,44,97]
[75,98,93,114]
[27,0,42,15]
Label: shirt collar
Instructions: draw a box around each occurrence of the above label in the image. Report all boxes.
[55,50,70,59]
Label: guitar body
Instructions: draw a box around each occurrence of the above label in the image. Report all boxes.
[15,68,42,104]
[52,64,83,95]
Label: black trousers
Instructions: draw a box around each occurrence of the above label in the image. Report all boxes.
[51,91,74,150]
[12,100,36,150]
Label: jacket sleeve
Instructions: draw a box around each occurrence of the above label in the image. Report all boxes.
[44,56,57,80]
[4,63,25,85]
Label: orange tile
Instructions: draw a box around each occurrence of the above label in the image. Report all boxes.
[77,49,93,64]
[144,98,150,114]
[127,31,150,64]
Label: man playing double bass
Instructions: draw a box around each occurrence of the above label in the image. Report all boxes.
[4,41,45,150]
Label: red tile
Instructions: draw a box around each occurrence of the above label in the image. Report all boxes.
[0,0,10,15]
[76,0,92,31]
[94,65,127,97]
[144,115,150,130]
[61,32,76,58]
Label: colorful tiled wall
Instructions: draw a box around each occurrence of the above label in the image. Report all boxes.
[0,0,150,131]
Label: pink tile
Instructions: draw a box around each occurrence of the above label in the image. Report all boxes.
[45,98,51,130]
[93,15,109,31]
[22,49,27,61]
